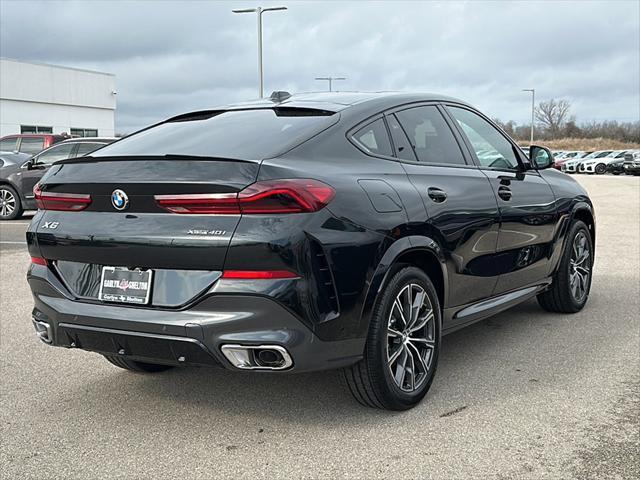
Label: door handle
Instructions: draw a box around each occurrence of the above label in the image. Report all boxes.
[427,187,447,203]
[498,185,512,201]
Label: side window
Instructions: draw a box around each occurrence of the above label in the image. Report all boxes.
[352,118,393,157]
[35,143,76,165]
[19,138,45,154]
[448,106,520,170]
[0,138,17,151]
[75,142,104,157]
[395,106,466,165]
[386,115,416,161]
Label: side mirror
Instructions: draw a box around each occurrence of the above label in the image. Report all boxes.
[529,145,554,170]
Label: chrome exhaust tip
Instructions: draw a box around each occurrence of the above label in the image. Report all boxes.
[221,344,293,370]
[32,319,53,344]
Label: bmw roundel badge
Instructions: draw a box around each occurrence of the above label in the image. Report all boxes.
[111,189,129,211]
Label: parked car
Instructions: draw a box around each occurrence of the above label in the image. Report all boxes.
[562,150,613,173]
[623,151,640,175]
[606,151,637,175]
[579,150,629,174]
[0,133,68,155]
[27,92,595,410]
[0,137,115,220]
[554,151,590,170]
[0,151,32,167]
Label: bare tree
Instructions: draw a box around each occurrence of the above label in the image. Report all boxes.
[535,99,572,139]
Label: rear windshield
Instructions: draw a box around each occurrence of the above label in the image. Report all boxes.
[93,108,337,160]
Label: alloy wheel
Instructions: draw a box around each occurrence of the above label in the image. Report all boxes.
[569,231,591,303]
[0,188,16,218]
[387,283,435,392]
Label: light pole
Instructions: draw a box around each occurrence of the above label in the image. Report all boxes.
[522,88,535,144]
[314,76,346,92]
[233,5,287,98]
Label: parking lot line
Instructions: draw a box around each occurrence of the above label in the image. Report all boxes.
[0,241,27,245]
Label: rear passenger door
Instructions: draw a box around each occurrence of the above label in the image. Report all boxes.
[444,105,558,295]
[390,104,501,310]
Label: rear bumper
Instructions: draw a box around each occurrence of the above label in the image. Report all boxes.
[28,264,363,373]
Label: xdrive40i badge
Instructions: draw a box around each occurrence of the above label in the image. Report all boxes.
[187,229,227,236]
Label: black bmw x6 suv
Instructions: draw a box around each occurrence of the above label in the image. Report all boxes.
[27,92,595,410]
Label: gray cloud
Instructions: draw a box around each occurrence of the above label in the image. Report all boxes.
[1,0,638,133]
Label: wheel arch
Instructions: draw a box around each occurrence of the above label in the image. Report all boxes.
[359,235,448,333]
[571,203,596,250]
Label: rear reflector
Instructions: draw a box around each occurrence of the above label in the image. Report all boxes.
[222,270,299,280]
[154,179,334,215]
[34,183,91,211]
[31,256,48,266]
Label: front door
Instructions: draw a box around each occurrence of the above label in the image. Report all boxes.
[445,105,558,295]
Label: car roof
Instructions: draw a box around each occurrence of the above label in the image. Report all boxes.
[59,137,117,144]
[0,133,65,139]
[168,91,472,123]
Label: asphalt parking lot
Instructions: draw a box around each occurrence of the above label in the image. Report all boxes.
[1,175,638,480]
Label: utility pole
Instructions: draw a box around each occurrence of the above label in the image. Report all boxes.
[233,6,288,98]
[315,76,346,92]
[522,88,535,144]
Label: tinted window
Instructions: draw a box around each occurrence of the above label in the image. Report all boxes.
[0,138,17,151]
[19,137,45,154]
[35,143,76,164]
[352,119,393,156]
[448,107,519,170]
[395,106,466,165]
[94,109,336,160]
[386,115,416,161]
[75,142,105,157]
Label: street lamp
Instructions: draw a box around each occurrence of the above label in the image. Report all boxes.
[314,76,346,92]
[522,88,535,144]
[233,5,288,98]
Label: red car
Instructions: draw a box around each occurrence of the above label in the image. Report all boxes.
[0,134,69,155]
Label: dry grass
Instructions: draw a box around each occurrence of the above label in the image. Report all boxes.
[518,137,640,151]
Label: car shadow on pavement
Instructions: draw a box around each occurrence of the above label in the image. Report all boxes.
[53,298,577,423]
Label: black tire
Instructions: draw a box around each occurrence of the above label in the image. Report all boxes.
[537,220,593,313]
[594,163,606,175]
[343,266,441,410]
[103,354,174,373]
[0,185,23,220]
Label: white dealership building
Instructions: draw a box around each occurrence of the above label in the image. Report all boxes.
[0,58,116,137]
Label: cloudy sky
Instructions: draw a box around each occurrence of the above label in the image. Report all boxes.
[1,0,638,133]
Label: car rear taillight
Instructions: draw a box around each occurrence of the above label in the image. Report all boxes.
[30,256,48,266]
[154,179,335,215]
[34,183,91,211]
[222,270,299,279]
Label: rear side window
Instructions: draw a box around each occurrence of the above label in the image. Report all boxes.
[19,137,45,154]
[352,119,393,157]
[93,108,337,160]
[395,106,466,165]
